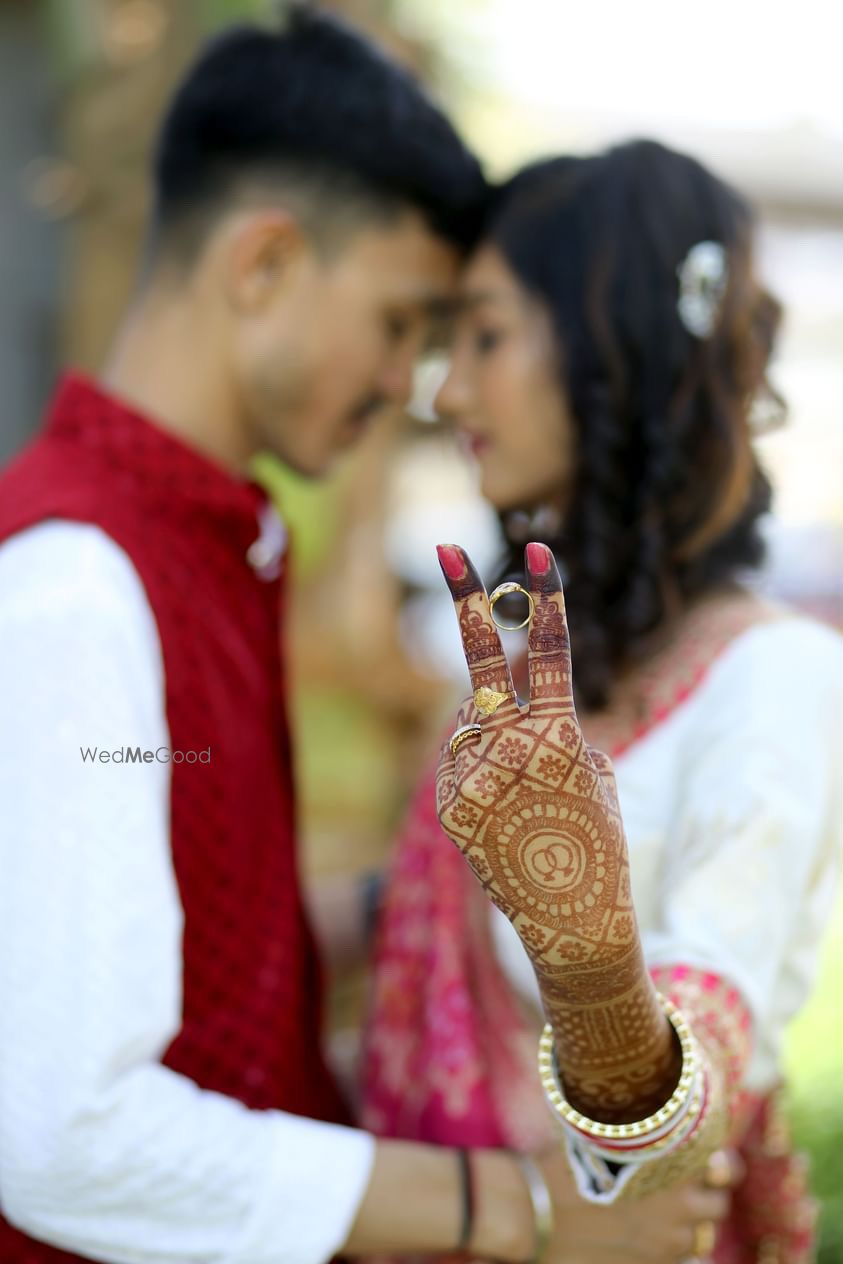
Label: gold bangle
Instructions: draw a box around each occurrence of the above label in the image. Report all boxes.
[512,1153,553,1264]
[537,993,699,1143]
[575,1067,708,1164]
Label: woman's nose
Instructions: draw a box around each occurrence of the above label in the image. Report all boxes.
[434,362,471,423]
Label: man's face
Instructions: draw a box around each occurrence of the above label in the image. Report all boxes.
[231,209,460,476]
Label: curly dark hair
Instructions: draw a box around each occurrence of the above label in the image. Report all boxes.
[487,140,784,709]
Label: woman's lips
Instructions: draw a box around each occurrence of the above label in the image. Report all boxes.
[458,430,491,459]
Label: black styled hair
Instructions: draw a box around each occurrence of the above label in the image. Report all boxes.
[148,5,487,263]
[488,139,783,709]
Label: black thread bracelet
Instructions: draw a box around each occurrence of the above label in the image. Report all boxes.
[360,869,384,945]
[456,1147,475,1252]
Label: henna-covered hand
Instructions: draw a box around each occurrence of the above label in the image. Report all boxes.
[435,542,679,1120]
[435,541,632,971]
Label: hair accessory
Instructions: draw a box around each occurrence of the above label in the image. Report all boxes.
[676,241,728,338]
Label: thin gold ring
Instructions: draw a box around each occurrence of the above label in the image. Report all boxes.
[692,1220,717,1259]
[488,582,535,631]
[449,724,482,758]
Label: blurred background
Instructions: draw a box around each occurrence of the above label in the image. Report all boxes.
[1,0,841,1256]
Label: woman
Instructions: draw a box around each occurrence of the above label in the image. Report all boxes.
[362,140,843,1261]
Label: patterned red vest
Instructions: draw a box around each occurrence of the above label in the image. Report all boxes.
[0,375,348,1262]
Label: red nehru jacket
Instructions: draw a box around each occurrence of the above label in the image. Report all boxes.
[0,375,348,1262]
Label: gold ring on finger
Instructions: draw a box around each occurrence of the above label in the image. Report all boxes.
[473,686,512,716]
[704,1150,733,1190]
[692,1220,717,1259]
[449,723,483,758]
[488,582,535,631]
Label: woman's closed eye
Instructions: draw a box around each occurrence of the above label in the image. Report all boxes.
[473,327,505,355]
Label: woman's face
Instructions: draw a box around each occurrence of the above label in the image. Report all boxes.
[435,245,575,513]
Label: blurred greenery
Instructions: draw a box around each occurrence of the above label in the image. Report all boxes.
[251,450,341,578]
[784,886,843,1263]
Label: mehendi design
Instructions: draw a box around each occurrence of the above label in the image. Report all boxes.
[436,543,681,1122]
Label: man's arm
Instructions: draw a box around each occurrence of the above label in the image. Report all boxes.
[0,523,374,1264]
[0,523,542,1264]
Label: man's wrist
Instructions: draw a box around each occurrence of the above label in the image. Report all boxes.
[470,1148,536,1263]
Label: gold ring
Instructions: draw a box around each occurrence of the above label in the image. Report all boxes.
[488,582,535,631]
[692,1220,717,1259]
[449,724,482,758]
[473,686,512,716]
[704,1150,733,1190]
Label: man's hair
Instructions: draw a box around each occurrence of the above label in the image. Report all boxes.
[149,5,488,263]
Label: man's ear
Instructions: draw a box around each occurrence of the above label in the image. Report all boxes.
[219,210,308,313]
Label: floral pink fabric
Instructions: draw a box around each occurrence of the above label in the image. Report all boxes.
[362,758,553,1152]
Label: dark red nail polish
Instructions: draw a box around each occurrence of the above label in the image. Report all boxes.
[526,542,551,575]
[436,544,466,581]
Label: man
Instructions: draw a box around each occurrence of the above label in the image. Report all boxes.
[0,8,553,1263]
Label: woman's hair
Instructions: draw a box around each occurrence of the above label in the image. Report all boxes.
[488,139,784,709]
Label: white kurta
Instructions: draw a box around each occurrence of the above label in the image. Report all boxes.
[493,615,843,1094]
[0,521,374,1264]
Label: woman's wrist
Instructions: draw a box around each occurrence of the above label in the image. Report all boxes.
[534,957,682,1124]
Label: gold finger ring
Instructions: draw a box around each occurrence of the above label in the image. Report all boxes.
[692,1220,717,1259]
[489,582,535,631]
[449,724,482,758]
[704,1150,733,1190]
[473,686,512,716]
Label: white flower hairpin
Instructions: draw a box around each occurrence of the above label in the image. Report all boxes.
[676,240,728,338]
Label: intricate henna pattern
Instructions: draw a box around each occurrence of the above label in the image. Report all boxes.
[435,543,681,1122]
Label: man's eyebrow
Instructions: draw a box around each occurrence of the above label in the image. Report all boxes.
[384,290,455,318]
[384,288,510,322]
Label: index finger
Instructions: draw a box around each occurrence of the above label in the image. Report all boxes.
[436,544,519,717]
[524,542,575,715]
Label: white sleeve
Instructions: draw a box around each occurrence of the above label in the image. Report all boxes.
[643,620,843,1089]
[0,522,374,1264]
